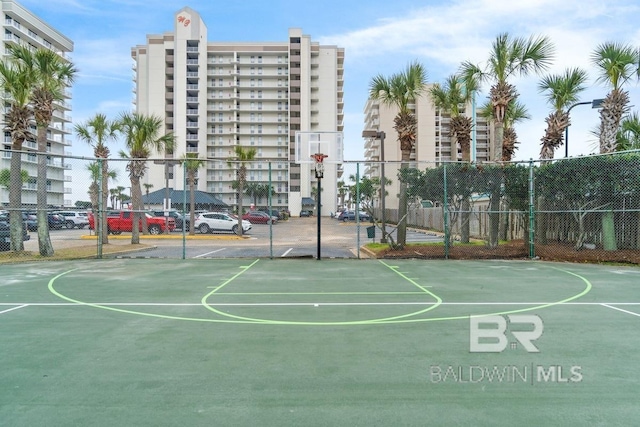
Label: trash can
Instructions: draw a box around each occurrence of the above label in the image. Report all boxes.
[366,225,375,239]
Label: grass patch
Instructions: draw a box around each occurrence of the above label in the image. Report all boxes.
[0,243,152,264]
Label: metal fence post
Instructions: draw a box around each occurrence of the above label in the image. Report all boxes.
[97,158,103,259]
[443,163,449,259]
[529,160,535,259]
[269,162,273,259]
[356,162,361,259]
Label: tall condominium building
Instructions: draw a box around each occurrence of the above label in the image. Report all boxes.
[363,87,491,209]
[131,7,344,216]
[0,0,74,207]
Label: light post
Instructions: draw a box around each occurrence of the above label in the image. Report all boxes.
[565,98,604,157]
[362,130,387,243]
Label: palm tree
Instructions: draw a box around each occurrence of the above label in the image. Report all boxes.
[538,68,589,160]
[0,44,36,251]
[143,183,154,210]
[616,112,640,150]
[109,188,119,209]
[461,33,554,162]
[11,45,76,256]
[429,74,479,162]
[227,145,257,235]
[75,113,120,244]
[118,112,174,244]
[114,186,126,209]
[502,101,531,161]
[591,42,639,153]
[337,180,347,210]
[369,60,428,248]
[87,162,117,214]
[183,153,204,235]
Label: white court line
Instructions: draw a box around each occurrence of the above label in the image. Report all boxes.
[281,248,293,257]
[2,302,639,307]
[194,248,226,258]
[601,303,640,318]
[0,304,28,315]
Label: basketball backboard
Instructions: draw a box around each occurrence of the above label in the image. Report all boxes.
[294,131,343,164]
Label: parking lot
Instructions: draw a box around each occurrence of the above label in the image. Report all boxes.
[21,217,443,259]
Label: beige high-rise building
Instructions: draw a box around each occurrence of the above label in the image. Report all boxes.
[363,87,491,209]
[0,0,73,207]
[131,7,344,216]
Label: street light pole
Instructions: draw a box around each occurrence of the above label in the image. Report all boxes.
[565,99,605,157]
[362,130,387,243]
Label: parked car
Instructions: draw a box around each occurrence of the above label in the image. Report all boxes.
[47,213,65,230]
[55,211,89,229]
[299,210,312,217]
[243,211,278,224]
[0,219,30,251]
[25,211,66,230]
[338,210,371,222]
[1,213,39,231]
[88,210,175,235]
[151,210,189,231]
[258,208,283,220]
[195,212,252,234]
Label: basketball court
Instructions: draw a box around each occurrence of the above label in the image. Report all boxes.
[1,258,639,425]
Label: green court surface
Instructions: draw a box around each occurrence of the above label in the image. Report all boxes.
[1,259,639,426]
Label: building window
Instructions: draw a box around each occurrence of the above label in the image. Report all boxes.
[250,90,255,99]
[258,90,262,99]
[250,55,255,63]
[278,67,282,75]
[257,102,262,110]
[258,55,262,64]
[250,67,255,75]
[250,79,255,87]
[278,79,283,87]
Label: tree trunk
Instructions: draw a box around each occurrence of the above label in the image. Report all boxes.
[460,197,470,243]
[493,121,504,162]
[131,176,141,244]
[9,141,25,251]
[396,150,412,248]
[602,210,617,251]
[189,175,196,235]
[101,158,110,244]
[36,126,54,257]
[488,191,500,248]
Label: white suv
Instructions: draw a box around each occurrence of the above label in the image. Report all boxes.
[55,211,90,229]
[195,212,252,234]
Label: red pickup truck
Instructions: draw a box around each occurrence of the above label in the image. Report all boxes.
[88,211,176,235]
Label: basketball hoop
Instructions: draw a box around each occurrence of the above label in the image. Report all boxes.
[311,153,328,178]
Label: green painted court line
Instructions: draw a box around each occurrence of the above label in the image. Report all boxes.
[46,261,595,327]
[48,268,260,324]
[199,259,445,325]
[213,291,429,295]
[371,265,594,324]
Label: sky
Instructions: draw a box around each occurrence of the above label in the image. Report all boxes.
[17,0,640,203]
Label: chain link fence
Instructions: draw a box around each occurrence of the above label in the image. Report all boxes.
[1,149,640,264]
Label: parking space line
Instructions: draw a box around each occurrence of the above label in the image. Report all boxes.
[194,248,227,258]
[281,248,293,257]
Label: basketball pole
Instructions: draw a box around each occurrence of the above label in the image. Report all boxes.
[317,174,321,260]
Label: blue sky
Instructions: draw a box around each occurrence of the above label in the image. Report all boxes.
[18,0,640,200]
